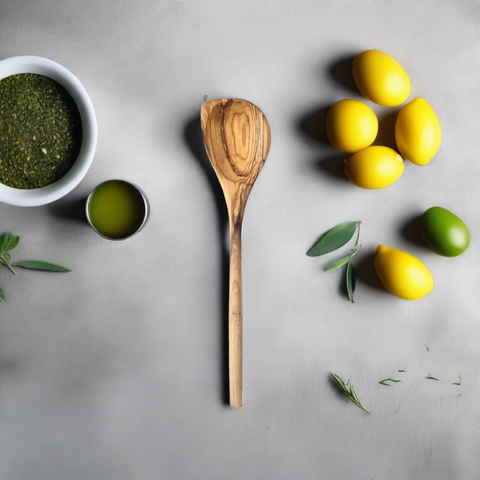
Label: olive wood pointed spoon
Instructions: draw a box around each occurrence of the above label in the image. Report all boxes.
[201,98,271,407]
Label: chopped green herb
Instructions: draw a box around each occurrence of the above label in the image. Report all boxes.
[426,373,439,381]
[398,369,405,373]
[452,375,462,386]
[330,373,370,413]
[0,73,82,189]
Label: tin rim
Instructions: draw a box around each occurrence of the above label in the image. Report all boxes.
[85,179,149,241]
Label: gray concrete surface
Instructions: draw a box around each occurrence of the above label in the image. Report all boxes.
[0,1,479,479]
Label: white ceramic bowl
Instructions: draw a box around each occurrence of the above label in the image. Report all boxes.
[0,56,97,206]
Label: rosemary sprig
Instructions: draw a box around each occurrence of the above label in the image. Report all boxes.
[330,373,370,413]
[379,378,401,386]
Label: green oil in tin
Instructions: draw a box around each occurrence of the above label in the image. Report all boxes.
[88,180,146,239]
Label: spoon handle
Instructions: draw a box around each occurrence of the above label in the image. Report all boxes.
[229,222,243,407]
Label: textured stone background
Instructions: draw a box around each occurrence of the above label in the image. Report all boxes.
[0,1,479,479]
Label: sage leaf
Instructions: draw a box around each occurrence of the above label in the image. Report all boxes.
[0,253,16,275]
[0,286,8,302]
[324,245,361,271]
[14,261,71,272]
[4,234,19,252]
[324,253,352,272]
[346,259,355,303]
[1,233,11,251]
[307,221,359,257]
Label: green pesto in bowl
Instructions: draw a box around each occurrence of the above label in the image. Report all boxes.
[0,73,83,189]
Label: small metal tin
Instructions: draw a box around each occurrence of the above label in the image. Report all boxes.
[85,179,149,241]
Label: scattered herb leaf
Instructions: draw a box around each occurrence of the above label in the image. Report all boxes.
[307,221,360,257]
[0,233,71,303]
[379,378,401,386]
[324,245,361,271]
[0,286,8,302]
[452,375,462,386]
[308,222,361,302]
[425,344,430,352]
[346,259,355,303]
[0,233,18,274]
[330,373,370,413]
[14,261,71,272]
[426,373,439,381]
[398,369,405,373]
[2,233,20,252]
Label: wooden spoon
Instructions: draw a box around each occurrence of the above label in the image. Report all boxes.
[201,98,271,407]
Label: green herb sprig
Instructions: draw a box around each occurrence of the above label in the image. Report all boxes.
[0,232,71,302]
[307,221,361,302]
[330,373,370,413]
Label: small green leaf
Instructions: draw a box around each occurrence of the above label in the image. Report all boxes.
[5,235,19,251]
[452,375,462,386]
[398,369,405,373]
[1,233,11,251]
[324,245,361,272]
[307,221,359,257]
[426,373,439,381]
[324,253,352,272]
[14,261,71,272]
[0,286,8,302]
[0,254,16,275]
[379,378,401,386]
[346,260,355,303]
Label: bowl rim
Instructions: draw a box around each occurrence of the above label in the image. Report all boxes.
[0,55,97,207]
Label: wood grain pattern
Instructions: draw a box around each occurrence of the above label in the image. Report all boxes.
[201,98,271,407]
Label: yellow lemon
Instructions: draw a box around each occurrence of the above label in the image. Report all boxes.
[353,50,411,107]
[326,99,378,153]
[395,97,442,166]
[344,146,404,189]
[374,245,434,300]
